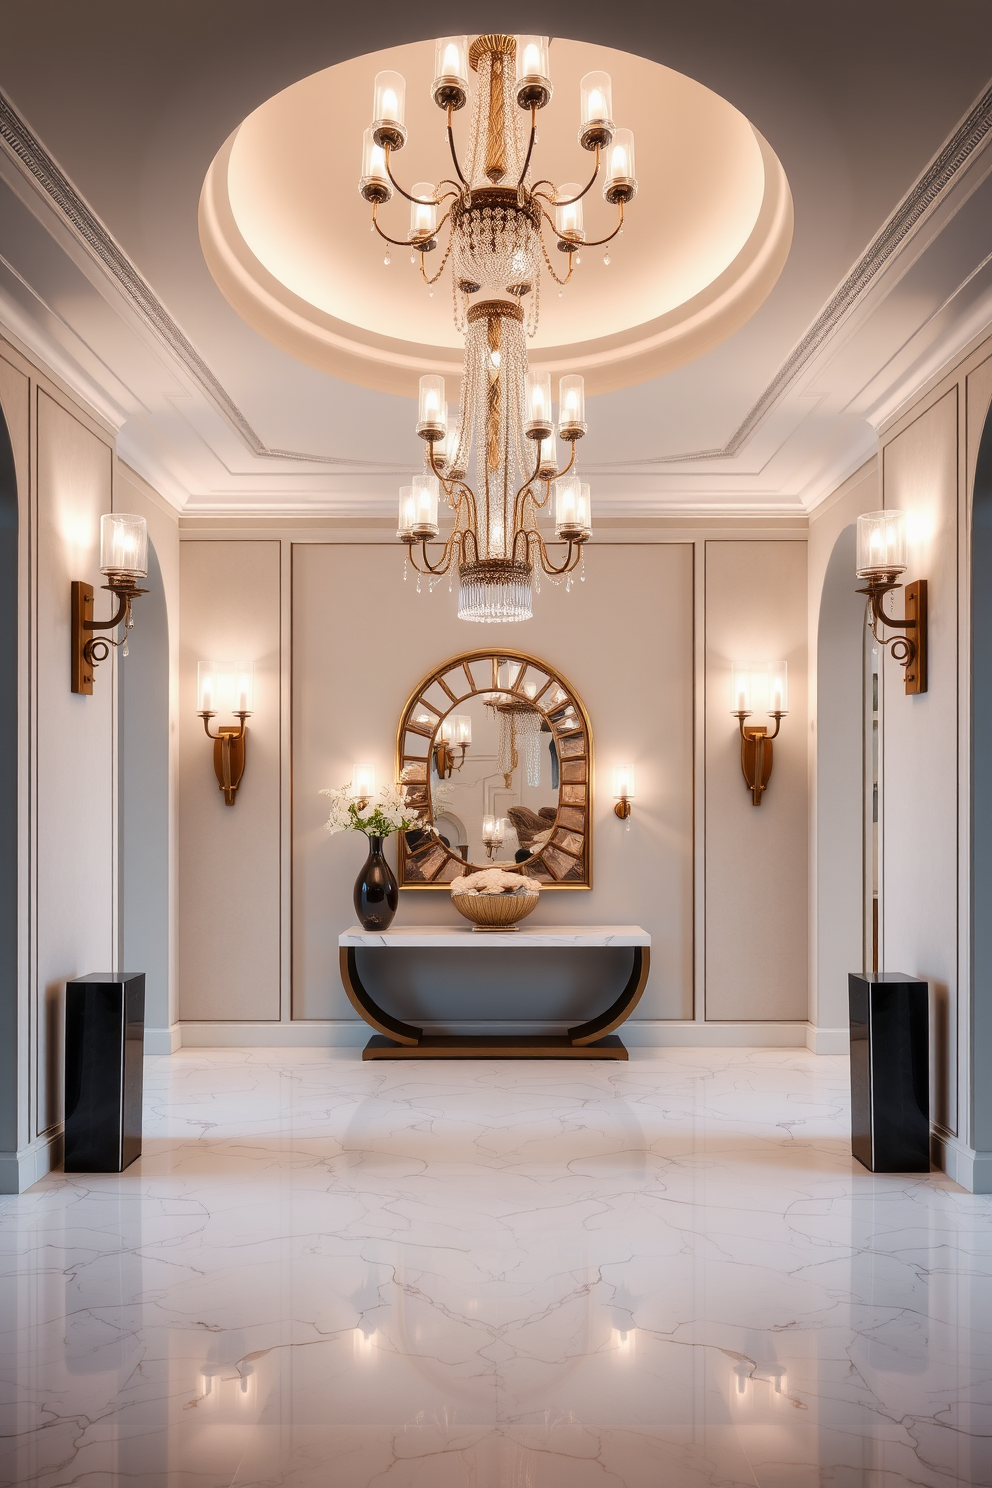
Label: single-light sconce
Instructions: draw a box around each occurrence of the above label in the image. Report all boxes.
[482,814,505,859]
[855,510,928,693]
[435,714,472,778]
[732,662,788,806]
[350,763,376,811]
[197,661,254,805]
[71,513,148,694]
[613,765,635,821]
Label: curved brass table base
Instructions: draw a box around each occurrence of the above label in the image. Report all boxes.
[338,945,651,1060]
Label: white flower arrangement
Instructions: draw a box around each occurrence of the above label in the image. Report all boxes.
[320,782,422,839]
[452,868,543,897]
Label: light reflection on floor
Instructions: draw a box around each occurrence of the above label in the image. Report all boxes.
[1,1047,989,1486]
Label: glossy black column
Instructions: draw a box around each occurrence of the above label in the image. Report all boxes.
[64,973,145,1173]
[848,972,929,1173]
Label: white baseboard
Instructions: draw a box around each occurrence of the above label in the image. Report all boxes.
[0,1128,63,1194]
[931,1131,992,1193]
[144,1024,182,1055]
[805,1025,850,1055]
[177,1018,813,1050]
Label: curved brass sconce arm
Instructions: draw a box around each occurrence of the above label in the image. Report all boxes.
[198,710,250,805]
[734,710,786,806]
[857,576,928,694]
[71,577,148,695]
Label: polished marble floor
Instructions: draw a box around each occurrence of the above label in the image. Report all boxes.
[1,1047,990,1487]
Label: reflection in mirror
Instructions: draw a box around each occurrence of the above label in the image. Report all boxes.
[397,651,592,889]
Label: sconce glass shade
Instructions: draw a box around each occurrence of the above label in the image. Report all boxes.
[409,183,438,241]
[100,513,148,577]
[558,375,587,439]
[411,473,440,538]
[555,184,585,242]
[613,764,635,799]
[515,36,552,108]
[350,763,376,800]
[554,476,592,539]
[496,659,523,692]
[372,70,406,144]
[731,662,788,715]
[605,128,637,203]
[397,485,416,538]
[359,128,392,202]
[432,36,469,109]
[197,660,254,715]
[417,375,446,440]
[856,509,907,577]
[525,370,554,439]
[441,713,472,745]
[537,433,559,480]
[580,71,613,131]
[482,814,505,844]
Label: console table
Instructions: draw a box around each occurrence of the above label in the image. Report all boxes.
[338,924,651,1060]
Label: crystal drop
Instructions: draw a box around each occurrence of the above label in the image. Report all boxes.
[410,253,416,264]
[416,573,421,593]
[603,254,611,266]
[383,252,391,266]
[558,288,564,298]
[428,290,434,298]
[121,642,129,657]
[575,255,582,266]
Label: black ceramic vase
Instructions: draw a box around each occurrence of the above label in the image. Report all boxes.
[354,834,398,931]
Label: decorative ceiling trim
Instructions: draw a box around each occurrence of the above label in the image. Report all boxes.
[0,86,370,468]
[2,76,991,473]
[638,78,992,465]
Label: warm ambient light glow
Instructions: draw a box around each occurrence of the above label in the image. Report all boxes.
[731,661,788,716]
[100,513,148,577]
[351,763,376,801]
[613,765,635,800]
[197,661,254,715]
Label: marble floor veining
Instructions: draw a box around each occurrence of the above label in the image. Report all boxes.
[1,1047,991,1487]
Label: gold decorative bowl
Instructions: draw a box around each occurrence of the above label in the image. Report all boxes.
[450,890,540,930]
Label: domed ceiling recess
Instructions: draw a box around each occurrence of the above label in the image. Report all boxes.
[200,36,793,398]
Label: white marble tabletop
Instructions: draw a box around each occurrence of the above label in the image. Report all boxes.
[339,924,650,947]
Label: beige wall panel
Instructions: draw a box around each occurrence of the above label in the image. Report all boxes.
[881,388,959,1135]
[179,541,281,1021]
[705,541,808,1021]
[292,542,694,1024]
[36,391,115,1134]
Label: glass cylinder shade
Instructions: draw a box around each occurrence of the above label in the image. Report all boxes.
[525,370,553,439]
[605,128,637,202]
[555,184,585,242]
[731,662,787,716]
[515,35,551,107]
[438,413,464,476]
[197,660,253,716]
[554,476,591,538]
[372,70,406,146]
[411,473,439,538]
[351,763,375,801]
[441,713,472,745]
[417,375,446,440]
[613,764,635,801]
[397,485,417,539]
[100,512,147,577]
[360,128,392,202]
[432,36,469,108]
[558,375,587,439]
[581,71,613,128]
[856,509,907,577]
[537,433,559,480]
[410,183,437,241]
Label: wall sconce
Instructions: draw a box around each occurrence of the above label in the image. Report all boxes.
[732,662,788,806]
[435,714,472,778]
[71,513,148,694]
[612,765,634,821]
[197,661,254,805]
[350,763,376,811]
[482,814,505,858]
[855,509,928,694]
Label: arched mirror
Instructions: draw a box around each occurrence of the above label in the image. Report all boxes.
[397,650,592,888]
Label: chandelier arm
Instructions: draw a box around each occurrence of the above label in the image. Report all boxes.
[557,442,578,480]
[551,148,602,206]
[426,443,479,534]
[383,146,441,205]
[418,235,454,285]
[575,200,626,248]
[370,203,429,249]
[446,104,468,186]
[538,535,581,577]
[516,107,538,188]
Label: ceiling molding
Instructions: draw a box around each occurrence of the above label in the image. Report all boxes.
[2,74,991,477]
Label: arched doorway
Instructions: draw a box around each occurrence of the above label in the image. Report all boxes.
[971,407,992,1159]
[0,395,17,1162]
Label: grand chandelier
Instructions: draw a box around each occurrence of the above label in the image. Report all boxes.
[359,34,638,622]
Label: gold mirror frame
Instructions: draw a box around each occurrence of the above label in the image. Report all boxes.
[396,649,593,889]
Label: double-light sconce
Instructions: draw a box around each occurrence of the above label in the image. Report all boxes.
[482,815,506,859]
[612,765,635,822]
[71,513,148,694]
[197,662,254,805]
[433,714,472,778]
[855,510,927,694]
[732,662,788,806]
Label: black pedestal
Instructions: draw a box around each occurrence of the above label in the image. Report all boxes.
[848,972,929,1173]
[64,973,145,1173]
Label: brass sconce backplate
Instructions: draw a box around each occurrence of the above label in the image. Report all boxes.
[902,580,927,694]
[71,582,96,694]
[212,725,247,805]
[740,727,774,806]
